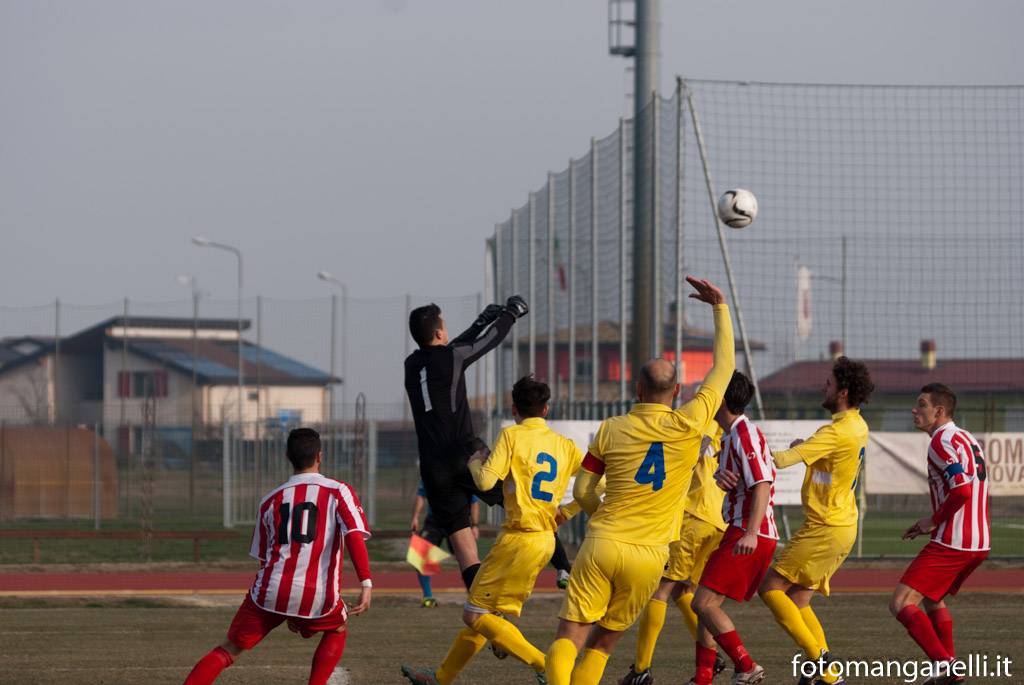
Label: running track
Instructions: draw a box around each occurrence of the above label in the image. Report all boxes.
[2,568,1022,597]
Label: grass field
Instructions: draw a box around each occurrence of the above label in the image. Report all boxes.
[2,593,1022,685]
[3,515,1024,565]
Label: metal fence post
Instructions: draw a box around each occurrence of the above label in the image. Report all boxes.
[568,158,577,415]
[222,422,232,528]
[618,118,628,402]
[93,422,101,530]
[367,420,378,527]
[674,79,685,398]
[528,192,536,375]
[591,137,599,403]
[510,210,519,389]
[546,173,556,387]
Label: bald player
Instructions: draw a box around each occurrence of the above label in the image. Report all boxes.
[544,276,735,685]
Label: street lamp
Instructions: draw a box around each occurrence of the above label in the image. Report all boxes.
[317,271,347,426]
[192,237,244,424]
[177,275,200,515]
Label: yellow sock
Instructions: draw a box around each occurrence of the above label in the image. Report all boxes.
[635,599,667,671]
[570,648,610,685]
[472,613,545,672]
[676,592,699,640]
[761,590,821,660]
[800,605,829,652]
[436,627,487,685]
[545,638,578,685]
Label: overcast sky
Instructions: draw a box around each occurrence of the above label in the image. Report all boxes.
[2,0,1021,310]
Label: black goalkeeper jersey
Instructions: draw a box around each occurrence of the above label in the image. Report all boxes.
[403,311,514,467]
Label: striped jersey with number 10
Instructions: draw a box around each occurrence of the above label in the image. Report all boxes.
[718,414,778,539]
[927,422,990,551]
[249,472,370,619]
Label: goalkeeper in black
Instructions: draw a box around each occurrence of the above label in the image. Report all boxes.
[405,295,528,588]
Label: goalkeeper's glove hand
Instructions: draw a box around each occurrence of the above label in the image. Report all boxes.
[473,304,504,328]
[504,295,529,319]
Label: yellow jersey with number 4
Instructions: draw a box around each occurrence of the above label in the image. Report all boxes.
[471,417,583,533]
[772,408,868,527]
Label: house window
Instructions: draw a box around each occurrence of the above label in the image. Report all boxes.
[117,371,168,398]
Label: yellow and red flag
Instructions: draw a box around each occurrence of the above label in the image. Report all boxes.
[406,533,450,576]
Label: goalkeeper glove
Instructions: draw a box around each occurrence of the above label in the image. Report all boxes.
[504,295,529,319]
[472,304,504,328]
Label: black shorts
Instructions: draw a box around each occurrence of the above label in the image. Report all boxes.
[419,512,449,549]
[420,460,474,536]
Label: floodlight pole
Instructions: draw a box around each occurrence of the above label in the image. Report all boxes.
[318,271,348,427]
[193,238,244,425]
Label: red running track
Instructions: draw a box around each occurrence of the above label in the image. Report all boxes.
[1,568,1022,596]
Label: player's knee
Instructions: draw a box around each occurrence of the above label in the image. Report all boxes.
[888,590,912,617]
[462,609,481,628]
[221,639,246,657]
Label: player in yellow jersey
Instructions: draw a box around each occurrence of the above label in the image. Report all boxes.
[401,375,583,685]
[723,357,873,685]
[618,426,728,685]
[544,276,735,685]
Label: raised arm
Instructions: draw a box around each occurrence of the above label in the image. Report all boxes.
[675,278,735,428]
[450,303,504,345]
[452,296,528,369]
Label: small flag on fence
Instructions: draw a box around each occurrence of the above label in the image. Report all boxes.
[406,533,450,576]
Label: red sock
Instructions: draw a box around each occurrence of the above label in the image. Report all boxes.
[713,631,754,673]
[693,644,718,685]
[928,608,955,657]
[308,630,347,685]
[897,606,951,662]
[183,646,234,685]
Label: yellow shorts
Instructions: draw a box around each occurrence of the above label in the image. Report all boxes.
[665,516,725,584]
[559,536,669,632]
[772,523,856,596]
[467,529,554,617]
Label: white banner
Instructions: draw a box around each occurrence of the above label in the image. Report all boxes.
[502,421,1024,500]
[867,432,1024,497]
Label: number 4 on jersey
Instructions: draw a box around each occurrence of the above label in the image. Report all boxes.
[634,442,666,491]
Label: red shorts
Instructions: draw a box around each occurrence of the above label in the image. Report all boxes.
[699,525,778,602]
[227,594,347,649]
[900,541,988,602]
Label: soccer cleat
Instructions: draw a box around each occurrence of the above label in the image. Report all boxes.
[400,665,441,685]
[556,570,571,590]
[714,653,727,677]
[731,664,765,685]
[490,642,509,660]
[617,664,654,685]
[421,597,438,608]
[535,672,548,685]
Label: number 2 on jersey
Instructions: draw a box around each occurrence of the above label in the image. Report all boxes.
[531,452,558,502]
[634,442,666,491]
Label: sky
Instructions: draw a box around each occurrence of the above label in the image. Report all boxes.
[1,0,1021,409]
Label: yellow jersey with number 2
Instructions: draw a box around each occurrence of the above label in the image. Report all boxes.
[471,416,583,533]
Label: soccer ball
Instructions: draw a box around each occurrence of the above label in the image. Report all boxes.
[717,189,758,229]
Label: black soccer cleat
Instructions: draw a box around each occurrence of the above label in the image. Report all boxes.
[617,664,654,685]
[490,642,509,660]
[713,652,727,677]
[400,665,441,685]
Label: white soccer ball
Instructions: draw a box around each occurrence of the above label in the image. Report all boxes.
[717,188,758,229]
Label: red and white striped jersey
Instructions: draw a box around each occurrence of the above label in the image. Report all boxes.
[248,473,370,618]
[718,415,778,540]
[927,422,990,551]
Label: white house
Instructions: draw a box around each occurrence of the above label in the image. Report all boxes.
[0,316,337,428]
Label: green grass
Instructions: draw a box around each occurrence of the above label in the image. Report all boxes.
[3,513,1021,565]
[1,593,1021,685]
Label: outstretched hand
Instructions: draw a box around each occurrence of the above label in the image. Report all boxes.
[686,276,725,306]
